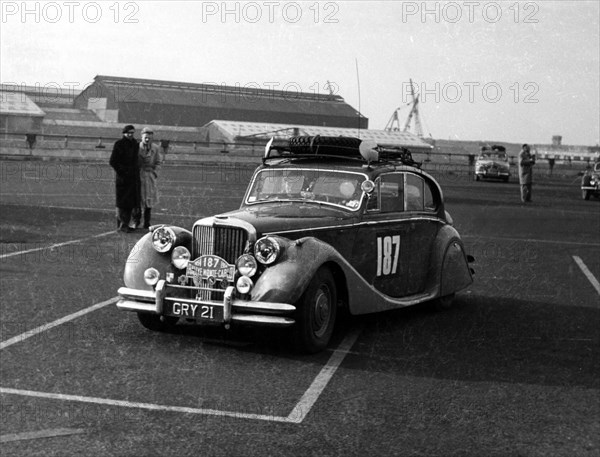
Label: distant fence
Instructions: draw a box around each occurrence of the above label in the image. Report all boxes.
[1,131,597,175]
[0,131,269,155]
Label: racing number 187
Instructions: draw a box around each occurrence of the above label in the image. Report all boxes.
[377,235,400,276]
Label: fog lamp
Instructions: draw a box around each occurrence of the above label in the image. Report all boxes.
[236,254,257,277]
[171,246,191,269]
[236,276,254,294]
[144,267,160,286]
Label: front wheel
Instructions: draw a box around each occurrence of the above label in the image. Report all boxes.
[293,267,337,353]
[137,313,178,332]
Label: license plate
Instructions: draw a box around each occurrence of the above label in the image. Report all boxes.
[164,298,224,322]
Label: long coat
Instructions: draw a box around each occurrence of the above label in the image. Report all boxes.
[518,148,535,185]
[139,142,162,207]
[109,136,140,209]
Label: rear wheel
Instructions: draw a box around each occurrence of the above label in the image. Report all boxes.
[293,267,337,353]
[137,313,178,332]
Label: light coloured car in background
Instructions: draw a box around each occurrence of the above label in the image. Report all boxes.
[475,145,511,182]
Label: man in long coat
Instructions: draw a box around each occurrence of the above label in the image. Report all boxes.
[110,125,140,231]
[518,143,536,203]
[138,127,162,228]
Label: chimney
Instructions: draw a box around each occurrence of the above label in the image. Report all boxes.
[552,135,562,146]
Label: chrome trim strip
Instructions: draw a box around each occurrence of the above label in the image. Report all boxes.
[265,216,443,236]
[117,287,155,303]
[230,314,295,326]
[223,286,234,323]
[116,300,158,313]
[155,280,166,314]
[232,300,295,314]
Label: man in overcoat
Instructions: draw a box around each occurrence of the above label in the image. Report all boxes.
[110,125,140,232]
[138,127,162,228]
[518,143,536,203]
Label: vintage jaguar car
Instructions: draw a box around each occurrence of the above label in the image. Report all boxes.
[581,161,600,200]
[475,145,510,182]
[117,136,474,352]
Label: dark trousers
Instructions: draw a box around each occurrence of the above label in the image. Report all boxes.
[143,207,152,228]
[520,183,532,202]
[116,207,133,229]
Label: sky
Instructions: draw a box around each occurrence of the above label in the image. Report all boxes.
[1,0,599,145]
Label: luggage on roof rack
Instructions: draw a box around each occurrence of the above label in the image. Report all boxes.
[264,135,421,168]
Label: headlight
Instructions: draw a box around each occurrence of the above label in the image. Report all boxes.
[171,246,191,269]
[236,254,257,277]
[254,236,280,265]
[236,276,254,294]
[144,267,160,286]
[151,226,176,253]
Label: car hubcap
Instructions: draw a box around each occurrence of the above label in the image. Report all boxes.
[312,286,331,338]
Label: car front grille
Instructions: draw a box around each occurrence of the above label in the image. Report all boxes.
[192,224,248,263]
[190,224,249,302]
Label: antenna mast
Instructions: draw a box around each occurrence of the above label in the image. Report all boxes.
[355,58,362,138]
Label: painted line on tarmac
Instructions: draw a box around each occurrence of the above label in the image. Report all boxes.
[0,428,85,443]
[0,387,291,423]
[0,326,362,424]
[286,326,363,423]
[0,231,115,260]
[0,297,118,350]
[572,256,600,296]
[462,234,600,247]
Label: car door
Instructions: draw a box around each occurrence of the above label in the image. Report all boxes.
[403,173,440,295]
[351,171,440,298]
[350,172,410,297]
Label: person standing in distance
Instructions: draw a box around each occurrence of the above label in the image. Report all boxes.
[109,124,140,232]
[518,143,536,203]
[138,127,162,228]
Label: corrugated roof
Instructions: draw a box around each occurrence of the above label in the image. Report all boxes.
[0,91,45,116]
[209,120,433,150]
[93,75,365,119]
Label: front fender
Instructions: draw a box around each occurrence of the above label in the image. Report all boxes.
[250,237,340,305]
[123,226,192,290]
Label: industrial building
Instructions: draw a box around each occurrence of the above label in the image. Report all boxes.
[73,75,368,129]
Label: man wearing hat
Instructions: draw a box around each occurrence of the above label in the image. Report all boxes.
[138,127,162,228]
[109,125,140,232]
[518,143,536,203]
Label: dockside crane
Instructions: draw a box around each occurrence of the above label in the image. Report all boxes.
[385,79,424,138]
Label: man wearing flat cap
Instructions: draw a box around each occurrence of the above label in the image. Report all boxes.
[138,127,162,228]
[109,125,140,232]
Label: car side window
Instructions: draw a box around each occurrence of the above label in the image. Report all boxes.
[405,174,424,211]
[379,173,404,213]
[424,180,435,210]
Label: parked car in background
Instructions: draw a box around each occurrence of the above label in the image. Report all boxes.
[581,161,600,200]
[116,136,475,353]
[475,145,511,182]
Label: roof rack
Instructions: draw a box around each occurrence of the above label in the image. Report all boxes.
[263,135,421,168]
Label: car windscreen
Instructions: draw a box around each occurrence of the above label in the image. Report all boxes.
[479,153,508,160]
[245,168,367,210]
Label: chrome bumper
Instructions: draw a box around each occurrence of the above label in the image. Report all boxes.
[117,280,296,327]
